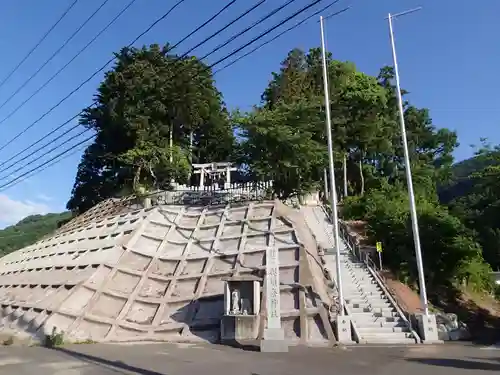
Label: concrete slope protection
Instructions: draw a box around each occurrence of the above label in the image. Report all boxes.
[0,199,336,346]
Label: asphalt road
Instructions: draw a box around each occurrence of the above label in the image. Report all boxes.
[0,341,499,374]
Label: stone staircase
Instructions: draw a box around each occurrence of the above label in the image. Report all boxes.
[301,205,419,344]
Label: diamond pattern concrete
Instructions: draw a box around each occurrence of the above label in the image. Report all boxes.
[0,199,336,346]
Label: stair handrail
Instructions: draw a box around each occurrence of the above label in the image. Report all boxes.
[316,205,362,343]
[334,214,422,343]
[338,220,362,261]
[364,254,422,343]
[324,265,361,343]
[364,254,415,321]
[321,203,361,261]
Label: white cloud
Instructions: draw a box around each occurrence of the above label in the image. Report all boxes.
[36,194,53,202]
[0,194,51,226]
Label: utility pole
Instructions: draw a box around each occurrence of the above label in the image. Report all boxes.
[320,15,344,314]
[387,7,429,316]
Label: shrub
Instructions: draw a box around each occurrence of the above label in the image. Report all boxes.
[349,185,491,291]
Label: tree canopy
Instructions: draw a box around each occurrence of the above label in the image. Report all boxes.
[67,44,236,214]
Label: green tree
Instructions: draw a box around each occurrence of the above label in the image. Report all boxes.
[343,183,492,292]
[235,100,327,199]
[255,48,392,197]
[450,156,500,269]
[67,44,235,214]
[374,67,458,194]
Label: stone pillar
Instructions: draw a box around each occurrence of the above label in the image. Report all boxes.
[415,314,442,344]
[224,283,231,315]
[225,166,231,189]
[260,246,288,352]
[199,168,205,187]
[336,315,352,344]
[253,280,260,315]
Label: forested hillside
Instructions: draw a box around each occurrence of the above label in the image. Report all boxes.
[444,146,500,272]
[439,147,500,204]
[0,212,72,256]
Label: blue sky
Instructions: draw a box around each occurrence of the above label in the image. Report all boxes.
[0,0,497,226]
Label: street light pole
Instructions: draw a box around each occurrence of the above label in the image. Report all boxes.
[387,7,429,316]
[320,15,344,314]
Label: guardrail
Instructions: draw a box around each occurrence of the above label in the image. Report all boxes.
[141,182,274,206]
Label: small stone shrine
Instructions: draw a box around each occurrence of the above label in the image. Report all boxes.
[220,275,261,345]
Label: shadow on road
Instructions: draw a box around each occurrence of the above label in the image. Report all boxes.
[406,357,500,371]
[53,347,166,375]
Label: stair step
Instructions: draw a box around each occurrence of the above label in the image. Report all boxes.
[344,292,383,298]
[358,334,417,344]
[347,297,389,303]
[349,304,392,311]
[351,310,399,318]
[358,326,409,333]
[357,321,408,328]
[348,299,391,305]
[351,314,402,323]
[349,306,395,314]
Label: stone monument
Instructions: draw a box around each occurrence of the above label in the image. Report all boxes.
[260,245,288,352]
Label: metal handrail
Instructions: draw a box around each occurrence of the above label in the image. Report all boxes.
[316,204,361,343]
[336,218,422,343]
[364,254,421,343]
[326,268,361,344]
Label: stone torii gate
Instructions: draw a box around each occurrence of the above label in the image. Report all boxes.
[192,162,237,189]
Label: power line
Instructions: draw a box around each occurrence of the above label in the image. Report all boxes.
[0,128,90,181]
[0,0,270,173]
[0,0,112,115]
[170,0,238,51]
[149,0,313,89]
[0,109,91,171]
[0,135,95,192]
[172,0,322,80]
[0,122,82,176]
[215,2,349,74]
[0,1,331,191]
[0,0,189,154]
[0,0,243,169]
[209,0,323,68]
[186,0,298,60]
[0,0,80,90]
[0,143,91,193]
[0,0,139,129]
[180,0,267,58]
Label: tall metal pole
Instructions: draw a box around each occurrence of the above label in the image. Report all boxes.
[343,154,348,198]
[320,15,344,314]
[388,9,429,316]
[323,168,329,203]
[170,124,174,185]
